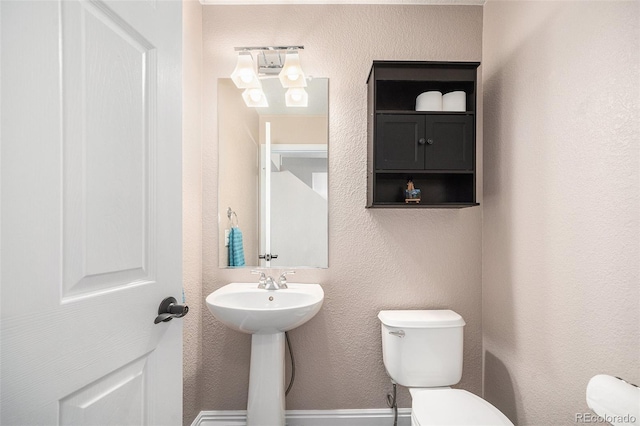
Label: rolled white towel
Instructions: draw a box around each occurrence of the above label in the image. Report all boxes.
[416,91,442,111]
[586,374,640,426]
[443,91,466,111]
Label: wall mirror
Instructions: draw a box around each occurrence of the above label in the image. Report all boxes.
[218,77,328,268]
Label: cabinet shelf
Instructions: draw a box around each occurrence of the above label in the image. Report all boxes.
[374,169,474,174]
[375,110,475,115]
[368,202,480,209]
[376,80,476,112]
[366,61,480,209]
[372,173,475,205]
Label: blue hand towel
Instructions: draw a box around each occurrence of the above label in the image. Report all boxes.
[228,227,245,267]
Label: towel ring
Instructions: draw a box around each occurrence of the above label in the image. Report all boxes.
[227,207,239,227]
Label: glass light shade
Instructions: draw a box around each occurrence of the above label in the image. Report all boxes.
[285,88,308,107]
[242,88,268,107]
[278,52,307,88]
[231,52,260,89]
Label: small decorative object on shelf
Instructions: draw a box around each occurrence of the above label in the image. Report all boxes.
[405,180,421,204]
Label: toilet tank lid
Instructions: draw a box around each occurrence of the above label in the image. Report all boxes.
[378,310,465,328]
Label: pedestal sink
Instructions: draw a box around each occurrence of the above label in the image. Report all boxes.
[206,282,324,426]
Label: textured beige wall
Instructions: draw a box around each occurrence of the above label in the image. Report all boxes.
[201,4,483,414]
[218,79,260,267]
[182,1,203,424]
[482,1,640,424]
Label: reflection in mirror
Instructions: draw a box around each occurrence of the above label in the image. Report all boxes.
[218,77,328,268]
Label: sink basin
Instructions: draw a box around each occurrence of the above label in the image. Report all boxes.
[206,282,324,334]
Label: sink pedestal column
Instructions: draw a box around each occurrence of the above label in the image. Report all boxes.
[247,332,286,426]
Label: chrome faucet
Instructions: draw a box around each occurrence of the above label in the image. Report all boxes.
[251,271,268,289]
[263,276,279,290]
[251,270,295,290]
[277,271,295,289]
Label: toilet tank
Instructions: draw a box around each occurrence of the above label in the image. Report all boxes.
[378,310,466,388]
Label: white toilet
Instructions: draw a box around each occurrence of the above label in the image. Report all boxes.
[379,310,514,426]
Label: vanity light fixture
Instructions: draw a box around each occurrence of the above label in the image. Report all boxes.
[242,88,269,107]
[278,50,307,88]
[232,50,268,107]
[231,51,261,89]
[285,87,308,107]
[232,46,307,108]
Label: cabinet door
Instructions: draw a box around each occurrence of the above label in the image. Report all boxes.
[424,115,474,170]
[376,114,425,170]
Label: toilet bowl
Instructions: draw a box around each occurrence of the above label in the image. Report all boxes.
[410,388,512,426]
[379,310,513,426]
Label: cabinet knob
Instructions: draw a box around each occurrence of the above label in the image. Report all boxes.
[418,138,426,145]
[427,138,434,145]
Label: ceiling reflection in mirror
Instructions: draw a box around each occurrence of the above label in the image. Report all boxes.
[218,77,328,269]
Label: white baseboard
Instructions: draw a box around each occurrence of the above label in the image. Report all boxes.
[191,408,412,426]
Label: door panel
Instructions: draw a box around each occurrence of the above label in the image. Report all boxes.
[375,114,425,170]
[59,355,148,426]
[425,115,474,170]
[62,0,156,298]
[0,1,183,425]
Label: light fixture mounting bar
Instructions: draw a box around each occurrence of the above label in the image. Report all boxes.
[234,46,304,52]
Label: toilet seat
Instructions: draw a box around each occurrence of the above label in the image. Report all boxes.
[410,388,513,426]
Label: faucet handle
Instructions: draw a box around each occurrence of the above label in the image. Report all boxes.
[278,271,295,288]
[251,270,267,288]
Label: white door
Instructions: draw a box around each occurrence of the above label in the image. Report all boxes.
[1,0,183,425]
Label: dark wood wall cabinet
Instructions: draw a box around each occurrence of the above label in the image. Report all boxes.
[367,61,480,208]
